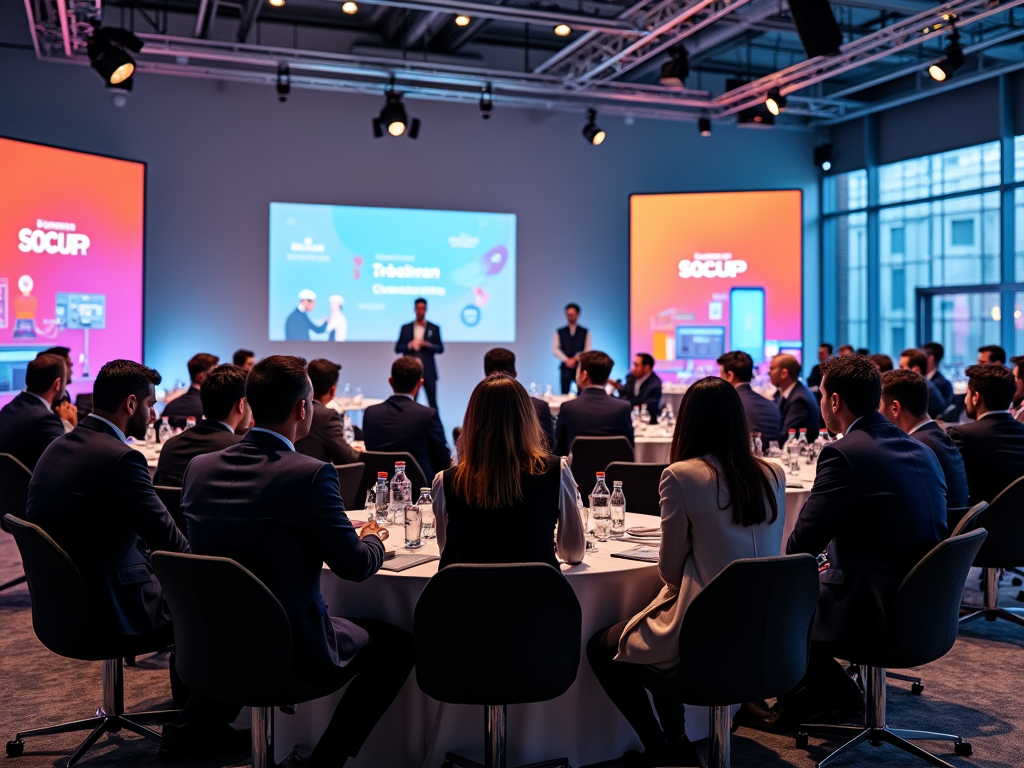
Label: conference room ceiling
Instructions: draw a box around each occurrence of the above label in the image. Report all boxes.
[21,0,1024,126]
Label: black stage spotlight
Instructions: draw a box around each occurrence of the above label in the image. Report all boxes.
[788,0,842,58]
[659,46,689,86]
[373,76,420,139]
[87,27,143,89]
[814,143,833,171]
[928,29,964,82]
[582,109,606,145]
[277,63,290,102]
[698,117,712,137]
[480,83,493,119]
[765,87,787,116]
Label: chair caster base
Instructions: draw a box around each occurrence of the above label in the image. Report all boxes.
[911,682,925,694]
[6,739,24,757]
[954,741,972,756]
[795,732,809,749]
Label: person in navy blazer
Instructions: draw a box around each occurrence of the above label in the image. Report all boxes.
[769,353,821,438]
[923,342,953,409]
[718,350,782,446]
[363,356,451,480]
[744,356,946,730]
[161,353,219,429]
[880,369,969,510]
[611,353,664,423]
[483,348,555,450]
[395,298,444,411]
[0,354,68,471]
[554,351,633,456]
[180,356,413,767]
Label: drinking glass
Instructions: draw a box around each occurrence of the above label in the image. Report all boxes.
[592,506,611,542]
[404,504,422,548]
[768,440,781,458]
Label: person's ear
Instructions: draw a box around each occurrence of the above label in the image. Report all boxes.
[125,394,138,417]
[388,377,394,389]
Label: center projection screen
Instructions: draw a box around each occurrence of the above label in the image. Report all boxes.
[269,202,516,343]
[630,190,802,375]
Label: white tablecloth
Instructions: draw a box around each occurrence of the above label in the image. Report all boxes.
[538,394,574,416]
[326,397,385,413]
[274,512,733,768]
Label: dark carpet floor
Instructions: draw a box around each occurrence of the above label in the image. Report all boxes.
[2,530,1023,768]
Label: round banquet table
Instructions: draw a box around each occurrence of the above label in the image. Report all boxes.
[274,512,732,768]
[539,393,574,416]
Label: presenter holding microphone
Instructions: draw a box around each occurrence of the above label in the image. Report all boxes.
[553,303,591,394]
[396,297,444,411]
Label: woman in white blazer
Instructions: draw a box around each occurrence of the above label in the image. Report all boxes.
[587,376,785,768]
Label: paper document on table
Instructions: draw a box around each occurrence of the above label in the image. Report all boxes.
[381,554,440,572]
[611,545,660,563]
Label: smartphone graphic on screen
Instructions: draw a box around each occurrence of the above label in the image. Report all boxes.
[730,288,765,363]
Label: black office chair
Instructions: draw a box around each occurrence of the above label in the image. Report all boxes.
[153,485,185,533]
[414,563,582,768]
[333,462,366,512]
[3,515,179,765]
[569,436,634,495]
[664,555,819,768]
[957,477,1024,628]
[152,551,351,768]
[0,453,32,591]
[796,528,988,767]
[604,462,668,516]
[355,451,429,503]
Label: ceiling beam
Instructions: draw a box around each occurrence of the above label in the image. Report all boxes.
[236,0,261,42]
[356,0,639,33]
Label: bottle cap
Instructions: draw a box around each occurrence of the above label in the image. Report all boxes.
[420,487,431,493]
[788,429,796,434]
[596,472,605,478]
[377,472,388,478]
[395,461,406,468]
[613,480,622,486]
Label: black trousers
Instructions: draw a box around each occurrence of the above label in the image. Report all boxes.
[418,375,438,412]
[560,366,575,395]
[777,641,862,711]
[587,621,686,753]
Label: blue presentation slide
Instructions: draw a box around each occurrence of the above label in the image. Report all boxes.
[269,202,516,342]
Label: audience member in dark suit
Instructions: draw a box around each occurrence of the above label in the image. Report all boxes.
[395,298,444,411]
[868,353,893,372]
[611,353,663,422]
[180,355,412,768]
[363,356,450,480]
[949,364,1024,507]
[161,352,218,429]
[1011,355,1024,419]
[232,348,255,372]
[718,350,782,446]
[978,344,1007,365]
[37,346,78,430]
[554,351,634,456]
[296,358,360,465]
[741,355,947,730]
[923,342,953,409]
[899,348,947,419]
[769,353,821,437]
[0,354,68,470]
[806,343,832,390]
[153,365,248,487]
[483,348,555,450]
[880,369,969,509]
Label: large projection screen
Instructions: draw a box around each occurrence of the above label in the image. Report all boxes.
[630,190,802,376]
[0,137,145,397]
[269,202,516,343]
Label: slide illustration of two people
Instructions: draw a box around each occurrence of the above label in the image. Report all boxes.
[285,289,347,341]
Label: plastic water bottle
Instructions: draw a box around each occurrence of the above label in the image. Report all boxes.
[815,429,829,449]
[590,472,611,542]
[145,423,156,448]
[530,382,538,396]
[390,462,411,524]
[639,405,651,427]
[417,487,435,539]
[784,429,799,472]
[158,416,173,444]
[374,472,389,524]
[342,412,355,444]
[797,429,809,455]
[364,484,377,523]
[185,416,197,430]
[751,432,763,458]
[609,480,626,536]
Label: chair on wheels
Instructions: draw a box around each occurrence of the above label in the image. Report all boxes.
[3,515,179,766]
[414,563,582,768]
[569,436,634,494]
[604,462,668,516]
[796,528,988,768]
[153,485,185,533]
[0,453,32,592]
[152,551,353,768]
[355,451,429,503]
[333,462,365,512]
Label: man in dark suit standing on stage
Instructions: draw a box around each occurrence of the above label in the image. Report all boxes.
[161,353,219,429]
[395,297,443,411]
[718,350,782,446]
[296,358,361,465]
[363,356,450,480]
[610,353,663,422]
[769,353,820,437]
[553,303,591,395]
[483,348,555,450]
[0,354,68,470]
[180,355,412,768]
[554,351,633,456]
[949,363,1024,507]
[880,369,968,509]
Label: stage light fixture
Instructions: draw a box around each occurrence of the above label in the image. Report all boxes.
[373,77,420,139]
[276,62,290,102]
[342,1,358,11]
[927,29,964,82]
[269,0,285,7]
[87,27,143,89]
[698,117,711,137]
[455,14,470,25]
[554,23,571,36]
[814,143,833,171]
[765,87,787,116]
[582,109,606,146]
[658,46,689,86]
[480,83,493,119]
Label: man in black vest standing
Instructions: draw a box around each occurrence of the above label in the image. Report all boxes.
[553,303,591,394]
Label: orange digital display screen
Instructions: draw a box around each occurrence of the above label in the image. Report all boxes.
[630,190,802,373]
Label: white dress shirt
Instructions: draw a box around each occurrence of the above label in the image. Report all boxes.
[248,426,295,451]
[778,381,797,400]
[633,372,651,397]
[431,457,586,565]
[552,327,592,363]
[87,413,127,443]
[908,418,933,435]
[413,322,426,342]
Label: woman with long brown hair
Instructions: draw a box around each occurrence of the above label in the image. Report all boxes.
[432,373,585,568]
[586,376,785,767]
